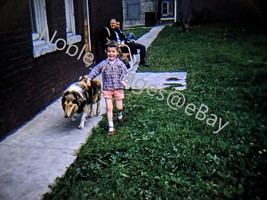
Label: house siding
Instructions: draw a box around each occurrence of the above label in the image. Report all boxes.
[123,0,159,27]
[0,0,123,139]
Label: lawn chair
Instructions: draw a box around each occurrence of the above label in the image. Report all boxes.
[120,44,139,71]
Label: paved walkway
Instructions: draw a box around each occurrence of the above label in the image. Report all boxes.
[0,24,187,200]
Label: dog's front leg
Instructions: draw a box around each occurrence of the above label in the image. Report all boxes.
[89,104,94,117]
[78,111,87,129]
[78,105,90,129]
[96,101,100,116]
[71,113,79,121]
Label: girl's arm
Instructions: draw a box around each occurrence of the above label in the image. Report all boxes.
[85,61,105,86]
[120,80,127,88]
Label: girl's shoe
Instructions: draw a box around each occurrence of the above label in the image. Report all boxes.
[118,117,124,124]
[108,128,116,135]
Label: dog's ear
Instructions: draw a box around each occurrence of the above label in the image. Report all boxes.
[62,90,70,102]
[62,91,69,100]
[63,90,70,95]
[61,93,67,109]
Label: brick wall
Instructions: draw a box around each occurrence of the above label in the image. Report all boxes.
[0,0,123,139]
[89,0,123,61]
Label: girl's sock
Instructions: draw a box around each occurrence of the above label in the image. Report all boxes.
[117,110,123,119]
[108,121,114,131]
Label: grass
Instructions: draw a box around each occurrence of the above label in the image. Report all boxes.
[43,24,267,200]
[123,27,152,39]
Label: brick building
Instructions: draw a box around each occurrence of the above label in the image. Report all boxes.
[0,0,123,139]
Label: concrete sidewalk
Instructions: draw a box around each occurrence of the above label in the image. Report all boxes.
[0,24,166,200]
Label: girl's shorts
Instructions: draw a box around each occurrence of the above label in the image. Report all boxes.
[102,90,124,100]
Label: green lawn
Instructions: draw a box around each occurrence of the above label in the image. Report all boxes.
[123,27,151,39]
[44,24,267,200]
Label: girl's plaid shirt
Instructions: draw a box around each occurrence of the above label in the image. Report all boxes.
[87,58,128,90]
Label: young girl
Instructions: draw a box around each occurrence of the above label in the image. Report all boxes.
[85,41,128,135]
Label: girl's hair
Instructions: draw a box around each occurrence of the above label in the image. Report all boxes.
[105,40,119,51]
[105,40,129,65]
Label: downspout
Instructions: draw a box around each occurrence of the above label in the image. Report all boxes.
[83,0,93,67]
[174,0,177,23]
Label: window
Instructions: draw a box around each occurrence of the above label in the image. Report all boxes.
[64,0,81,44]
[30,0,56,57]
[162,2,169,16]
[161,0,174,17]
[126,2,140,19]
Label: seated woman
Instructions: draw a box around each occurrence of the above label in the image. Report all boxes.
[116,19,149,67]
[100,18,149,67]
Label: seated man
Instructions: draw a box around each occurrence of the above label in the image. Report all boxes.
[116,20,149,67]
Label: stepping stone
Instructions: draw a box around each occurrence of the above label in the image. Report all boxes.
[127,72,187,90]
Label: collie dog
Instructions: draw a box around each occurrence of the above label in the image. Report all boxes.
[61,76,101,129]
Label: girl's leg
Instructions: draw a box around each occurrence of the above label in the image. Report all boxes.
[116,99,123,110]
[105,98,114,133]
